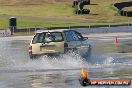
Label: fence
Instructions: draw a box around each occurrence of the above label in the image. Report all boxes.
[0,22,132,37]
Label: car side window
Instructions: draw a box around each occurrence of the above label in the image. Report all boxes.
[32,33,45,43]
[50,32,63,41]
[71,31,80,41]
[64,31,73,41]
[64,31,79,41]
[32,33,40,43]
[39,33,45,43]
[45,32,63,42]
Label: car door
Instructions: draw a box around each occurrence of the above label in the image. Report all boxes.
[31,32,64,54]
[75,31,89,47]
[41,32,65,54]
[74,31,90,56]
[64,30,82,49]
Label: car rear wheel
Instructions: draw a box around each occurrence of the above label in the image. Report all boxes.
[29,53,36,59]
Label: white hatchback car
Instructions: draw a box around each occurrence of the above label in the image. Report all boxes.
[29,29,91,58]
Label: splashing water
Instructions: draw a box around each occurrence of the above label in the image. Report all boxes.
[103,57,114,64]
[23,52,88,70]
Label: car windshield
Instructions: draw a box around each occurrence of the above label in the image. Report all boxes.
[32,32,63,44]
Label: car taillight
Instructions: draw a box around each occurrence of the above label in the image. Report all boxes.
[29,45,32,52]
[64,43,68,48]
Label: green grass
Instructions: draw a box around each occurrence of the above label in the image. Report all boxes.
[0,19,8,28]
[0,19,110,28]
[0,0,131,28]
[0,3,75,19]
[17,20,111,27]
[0,19,130,29]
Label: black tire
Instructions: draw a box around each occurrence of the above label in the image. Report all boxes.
[88,44,92,56]
[75,9,90,14]
[82,9,90,14]
[75,9,81,14]
[87,44,92,59]
[83,44,92,59]
[73,1,78,7]
[79,78,91,86]
[29,53,36,59]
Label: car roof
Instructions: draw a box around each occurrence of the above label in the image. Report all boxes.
[36,29,75,33]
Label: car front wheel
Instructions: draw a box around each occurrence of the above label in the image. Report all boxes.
[83,45,92,59]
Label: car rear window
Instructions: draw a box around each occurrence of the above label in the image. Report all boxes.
[32,32,63,44]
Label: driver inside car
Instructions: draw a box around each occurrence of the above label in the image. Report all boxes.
[45,32,55,42]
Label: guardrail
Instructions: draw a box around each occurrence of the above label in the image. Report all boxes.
[0,22,132,36]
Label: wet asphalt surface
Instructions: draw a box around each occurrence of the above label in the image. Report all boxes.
[0,32,132,88]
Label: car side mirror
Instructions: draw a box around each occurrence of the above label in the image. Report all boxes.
[83,37,88,41]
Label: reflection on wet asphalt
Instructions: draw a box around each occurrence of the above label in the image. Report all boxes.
[0,34,132,88]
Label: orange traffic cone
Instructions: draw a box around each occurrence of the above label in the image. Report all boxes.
[80,67,90,86]
[85,71,89,78]
[115,36,119,47]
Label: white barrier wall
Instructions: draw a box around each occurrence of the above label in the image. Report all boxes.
[0,29,11,37]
